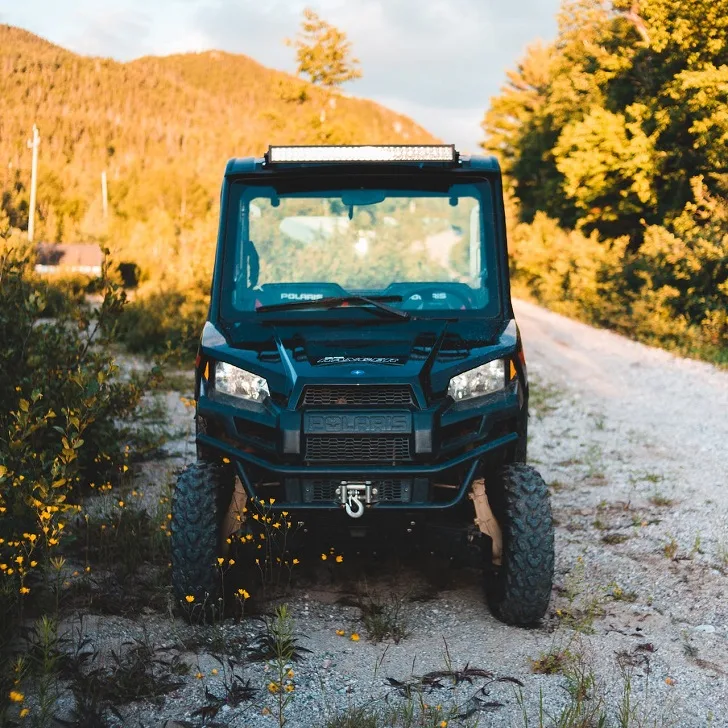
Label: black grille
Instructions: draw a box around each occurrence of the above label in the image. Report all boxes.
[376,479,410,501]
[304,436,411,462]
[301,479,412,503]
[301,385,414,407]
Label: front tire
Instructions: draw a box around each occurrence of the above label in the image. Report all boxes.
[483,464,554,626]
[171,460,233,612]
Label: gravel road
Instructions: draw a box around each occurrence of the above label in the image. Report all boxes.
[61,300,728,727]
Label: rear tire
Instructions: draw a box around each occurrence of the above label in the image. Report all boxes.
[171,460,233,615]
[483,463,554,626]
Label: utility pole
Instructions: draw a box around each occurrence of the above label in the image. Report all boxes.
[101,170,108,219]
[26,124,40,242]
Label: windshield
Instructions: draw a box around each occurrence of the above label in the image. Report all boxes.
[220,177,500,320]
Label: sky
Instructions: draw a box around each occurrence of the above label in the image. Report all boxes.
[0,0,561,152]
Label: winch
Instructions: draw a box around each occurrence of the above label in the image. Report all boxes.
[336,481,376,518]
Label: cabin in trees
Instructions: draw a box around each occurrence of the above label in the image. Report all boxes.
[35,243,104,276]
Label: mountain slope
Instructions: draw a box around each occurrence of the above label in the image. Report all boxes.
[0,24,437,245]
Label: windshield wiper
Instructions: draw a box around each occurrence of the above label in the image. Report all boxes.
[256,294,410,319]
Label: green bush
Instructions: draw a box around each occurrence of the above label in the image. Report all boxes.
[117,287,208,356]
[510,211,628,322]
[509,179,728,364]
[625,179,728,358]
[34,273,102,318]
[0,230,154,708]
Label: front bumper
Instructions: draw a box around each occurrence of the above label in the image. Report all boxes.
[196,383,523,511]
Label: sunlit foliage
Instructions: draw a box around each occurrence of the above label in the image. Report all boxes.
[485,0,728,361]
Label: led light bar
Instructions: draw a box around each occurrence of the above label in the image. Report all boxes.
[267,145,457,164]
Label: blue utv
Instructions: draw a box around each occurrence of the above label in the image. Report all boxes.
[171,145,554,626]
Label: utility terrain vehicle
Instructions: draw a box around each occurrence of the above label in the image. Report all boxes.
[171,145,554,625]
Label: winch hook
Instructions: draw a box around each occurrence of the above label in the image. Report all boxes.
[344,492,365,518]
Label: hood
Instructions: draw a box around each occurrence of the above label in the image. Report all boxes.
[202,318,516,399]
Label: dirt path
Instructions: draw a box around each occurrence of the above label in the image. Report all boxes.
[515,298,728,500]
[63,302,728,728]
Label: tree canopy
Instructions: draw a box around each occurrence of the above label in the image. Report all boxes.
[287,8,362,89]
[483,0,728,241]
[485,0,728,360]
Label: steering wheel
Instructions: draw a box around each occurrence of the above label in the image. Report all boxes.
[402,286,472,311]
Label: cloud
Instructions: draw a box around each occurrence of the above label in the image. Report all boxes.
[62,7,155,59]
[194,0,298,70]
[370,95,486,151]
[194,0,559,148]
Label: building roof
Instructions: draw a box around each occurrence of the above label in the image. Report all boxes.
[35,243,104,274]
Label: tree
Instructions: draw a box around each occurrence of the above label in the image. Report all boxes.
[481,42,571,224]
[483,0,728,236]
[481,0,728,361]
[287,8,362,89]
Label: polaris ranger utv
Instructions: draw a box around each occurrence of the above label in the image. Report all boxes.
[171,145,554,626]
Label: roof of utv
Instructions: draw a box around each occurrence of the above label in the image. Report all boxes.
[224,145,502,177]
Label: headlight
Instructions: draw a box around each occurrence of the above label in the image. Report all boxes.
[215,362,270,403]
[448,359,505,401]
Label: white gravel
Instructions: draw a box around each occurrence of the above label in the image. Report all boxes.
[55,301,728,727]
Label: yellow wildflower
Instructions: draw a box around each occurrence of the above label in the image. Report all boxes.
[350,633,360,642]
[9,690,24,702]
[185,595,195,603]
[336,629,345,636]
[321,554,327,561]
[336,555,343,563]
[20,708,30,718]
[19,587,30,595]
[268,681,280,694]
[292,558,300,565]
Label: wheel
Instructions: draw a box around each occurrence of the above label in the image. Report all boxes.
[483,463,554,626]
[171,460,233,613]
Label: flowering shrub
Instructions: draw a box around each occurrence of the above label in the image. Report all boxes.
[0,228,154,710]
